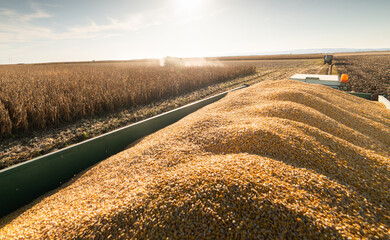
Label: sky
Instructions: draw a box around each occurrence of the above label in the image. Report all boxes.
[0,0,389,64]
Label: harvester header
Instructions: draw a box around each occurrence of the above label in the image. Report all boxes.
[290,74,348,90]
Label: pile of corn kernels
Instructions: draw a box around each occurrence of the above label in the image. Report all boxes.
[1,80,389,239]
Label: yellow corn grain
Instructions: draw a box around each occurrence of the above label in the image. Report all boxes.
[0,79,389,239]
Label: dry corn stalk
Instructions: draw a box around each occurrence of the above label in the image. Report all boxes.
[0,64,255,136]
[1,80,389,239]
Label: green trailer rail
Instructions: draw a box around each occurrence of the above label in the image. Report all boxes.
[347,92,372,100]
[0,85,247,218]
[0,84,383,218]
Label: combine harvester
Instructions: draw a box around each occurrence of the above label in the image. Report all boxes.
[291,55,389,103]
[290,73,349,90]
[1,69,389,218]
[323,54,333,64]
[290,72,390,105]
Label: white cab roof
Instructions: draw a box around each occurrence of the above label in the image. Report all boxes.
[290,74,339,82]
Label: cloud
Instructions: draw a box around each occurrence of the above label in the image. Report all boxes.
[0,3,53,43]
[0,6,50,22]
[0,1,51,22]
[0,3,225,44]
[0,4,161,43]
[65,11,161,37]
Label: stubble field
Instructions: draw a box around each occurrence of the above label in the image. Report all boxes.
[335,54,390,99]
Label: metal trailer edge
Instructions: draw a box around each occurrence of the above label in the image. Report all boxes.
[378,95,390,109]
[0,85,248,218]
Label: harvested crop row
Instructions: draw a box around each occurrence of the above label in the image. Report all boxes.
[1,80,389,239]
[0,64,255,136]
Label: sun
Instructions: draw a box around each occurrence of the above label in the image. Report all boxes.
[174,0,205,14]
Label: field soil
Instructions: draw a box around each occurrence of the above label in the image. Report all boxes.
[0,59,325,169]
[335,54,390,99]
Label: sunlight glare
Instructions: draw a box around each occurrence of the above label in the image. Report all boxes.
[174,0,205,14]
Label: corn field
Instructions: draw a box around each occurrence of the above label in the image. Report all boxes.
[0,63,256,136]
